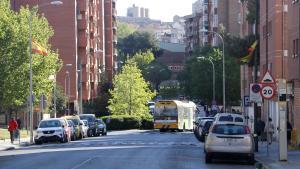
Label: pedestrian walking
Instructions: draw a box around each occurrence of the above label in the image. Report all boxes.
[17,118,22,129]
[257,118,265,142]
[287,120,293,145]
[8,117,18,144]
[265,118,275,145]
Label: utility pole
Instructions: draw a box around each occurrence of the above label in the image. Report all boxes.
[253,0,260,152]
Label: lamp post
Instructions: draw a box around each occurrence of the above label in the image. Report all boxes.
[48,75,56,118]
[198,57,215,102]
[77,66,83,114]
[28,0,63,144]
[64,63,72,115]
[200,29,225,112]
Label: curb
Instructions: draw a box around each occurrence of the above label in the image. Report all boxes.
[255,159,270,169]
[0,146,15,151]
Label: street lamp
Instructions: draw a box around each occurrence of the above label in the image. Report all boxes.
[28,0,63,144]
[199,29,225,112]
[198,57,215,102]
[76,67,83,114]
[64,64,72,115]
[48,75,56,118]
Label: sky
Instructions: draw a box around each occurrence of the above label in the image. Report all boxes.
[117,0,196,22]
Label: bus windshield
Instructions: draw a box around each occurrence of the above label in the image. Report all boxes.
[154,105,177,117]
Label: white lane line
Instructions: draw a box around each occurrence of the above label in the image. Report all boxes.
[70,157,95,169]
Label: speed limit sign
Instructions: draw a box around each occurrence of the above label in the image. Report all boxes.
[260,85,275,100]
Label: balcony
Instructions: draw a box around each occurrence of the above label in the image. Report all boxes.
[112,9,117,17]
[78,0,87,12]
[113,35,118,44]
[78,17,87,30]
[78,31,87,47]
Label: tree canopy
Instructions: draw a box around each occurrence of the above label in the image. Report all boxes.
[117,31,160,61]
[0,0,61,112]
[108,61,155,118]
[178,46,240,106]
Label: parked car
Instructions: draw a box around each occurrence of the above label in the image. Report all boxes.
[79,114,99,137]
[35,118,70,144]
[204,122,254,164]
[214,113,245,125]
[197,119,214,142]
[81,120,88,138]
[63,116,84,139]
[95,118,107,136]
[67,120,77,141]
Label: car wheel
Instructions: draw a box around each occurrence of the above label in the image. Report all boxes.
[205,154,212,164]
[35,140,42,145]
[248,155,255,165]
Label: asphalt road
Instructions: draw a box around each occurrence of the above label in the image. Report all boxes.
[0,130,254,169]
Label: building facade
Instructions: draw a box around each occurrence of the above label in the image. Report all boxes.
[11,0,116,113]
[185,0,240,55]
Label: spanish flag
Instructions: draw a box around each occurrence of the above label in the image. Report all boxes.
[32,40,48,56]
[240,40,258,64]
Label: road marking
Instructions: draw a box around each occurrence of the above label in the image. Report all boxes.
[70,157,94,169]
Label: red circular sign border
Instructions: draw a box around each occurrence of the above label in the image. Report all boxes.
[260,85,275,100]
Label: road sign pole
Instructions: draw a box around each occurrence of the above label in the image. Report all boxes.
[278,79,288,161]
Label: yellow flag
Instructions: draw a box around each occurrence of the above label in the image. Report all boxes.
[32,40,48,56]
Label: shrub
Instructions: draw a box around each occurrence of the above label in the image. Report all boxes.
[101,115,154,130]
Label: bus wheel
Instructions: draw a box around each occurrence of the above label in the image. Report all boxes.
[159,129,166,132]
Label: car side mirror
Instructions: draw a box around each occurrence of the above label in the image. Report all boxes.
[62,125,65,128]
[35,126,38,130]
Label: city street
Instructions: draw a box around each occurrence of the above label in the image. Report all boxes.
[0,130,253,169]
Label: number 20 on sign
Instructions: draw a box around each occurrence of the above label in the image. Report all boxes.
[260,85,275,100]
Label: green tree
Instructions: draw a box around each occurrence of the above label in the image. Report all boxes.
[0,1,61,112]
[128,50,155,71]
[118,31,160,60]
[117,21,137,39]
[143,61,172,90]
[179,46,240,106]
[108,61,155,118]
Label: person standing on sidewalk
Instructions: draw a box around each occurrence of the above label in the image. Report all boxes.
[8,117,18,144]
[265,118,275,145]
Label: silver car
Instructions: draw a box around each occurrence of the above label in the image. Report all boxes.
[204,123,254,164]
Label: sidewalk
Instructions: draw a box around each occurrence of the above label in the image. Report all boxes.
[0,138,30,151]
[255,141,300,169]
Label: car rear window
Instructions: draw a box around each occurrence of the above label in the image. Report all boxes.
[219,116,233,122]
[235,117,244,122]
[212,124,249,135]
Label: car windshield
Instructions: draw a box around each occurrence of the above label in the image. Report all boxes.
[39,120,61,128]
[79,115,95,123]
[69,119,79,125]
[96,119,104,124]
[212,124,249,135]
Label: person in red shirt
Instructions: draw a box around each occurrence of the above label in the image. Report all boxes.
[8,117,18,143]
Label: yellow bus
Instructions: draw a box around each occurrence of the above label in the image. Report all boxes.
[154,100,196,132]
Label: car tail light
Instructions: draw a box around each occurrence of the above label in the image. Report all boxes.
[245,126,251,134]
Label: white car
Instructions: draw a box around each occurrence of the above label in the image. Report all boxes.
[35,118,70,144]
[80,120,88,138]
[205,122,254,164]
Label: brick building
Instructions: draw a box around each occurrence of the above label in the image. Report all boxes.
[11,0,117,113]
[184,0,240,55]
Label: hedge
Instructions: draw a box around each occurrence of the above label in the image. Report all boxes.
[101,115,154,130]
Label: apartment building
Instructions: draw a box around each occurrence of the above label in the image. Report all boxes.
[185,0,240,55]
[11,0,116,113]
[287,0,300,141]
